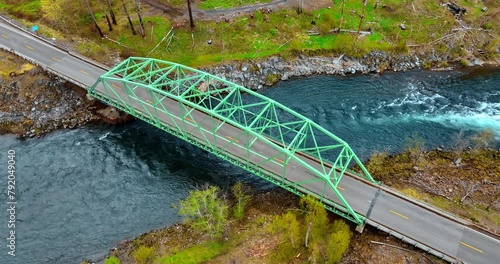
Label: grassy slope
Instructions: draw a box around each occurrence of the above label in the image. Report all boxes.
[198,0,274,10]
[108,145,498,263]
[160,0,273,9]
[365,148,499,232]
[1,0,498,67]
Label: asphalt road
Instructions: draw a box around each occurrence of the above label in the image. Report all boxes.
[1,18,499,264]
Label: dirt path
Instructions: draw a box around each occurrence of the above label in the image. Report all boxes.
[193,0,288,18]
[143,0,334,21]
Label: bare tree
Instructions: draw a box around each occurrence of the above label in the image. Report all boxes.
[486,184,499,211]
[460,181,481,203]
[99,0,113,31]
[187,0,195,29]
[134,0,145,37]
[298,0,304,14]
[451,130,469,159]
[357,0,368,37]
[338,0,346,32]
[105,0,118,25]
[121,0,137,35]
[304,222,312,248]
[83,0,104,37]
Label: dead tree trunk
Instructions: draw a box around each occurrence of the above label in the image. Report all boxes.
[357,0,368,37]
[99,0,113,31]
[297,0,305,14]
[134,0,146,37]
[187,0,195,29]
[338,0,346,32]
[460,181,481,203]
[105,0,118,25]
[121,0,137,35]
[304,222,312,248]
[83,0,104,37]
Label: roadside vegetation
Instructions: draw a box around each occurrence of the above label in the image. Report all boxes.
[102,183,354,264]
[365,129,499,233]
[197,0,274,10]
[0,0,498,67]
[100,129,498,263]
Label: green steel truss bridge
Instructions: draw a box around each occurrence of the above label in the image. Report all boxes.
[3,16,500,264]
[89,57,378,227]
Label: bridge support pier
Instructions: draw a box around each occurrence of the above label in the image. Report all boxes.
[355,222,366,233]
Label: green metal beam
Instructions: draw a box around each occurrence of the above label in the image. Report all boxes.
[88,57,379,227]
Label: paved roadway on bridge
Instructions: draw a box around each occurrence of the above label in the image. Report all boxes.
[1,19,499,264]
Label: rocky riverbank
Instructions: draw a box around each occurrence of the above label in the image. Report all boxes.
[0,49,491,138]
[201,51,489,89]
[0,51,99,137]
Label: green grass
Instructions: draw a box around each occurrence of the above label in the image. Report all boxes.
[158,242,223,264]
[1,0,41,20]
[2,0,498,66]
[199,0,273,10]
[103,256,120,264]
[158,0,185,7]
[427,195,500,227]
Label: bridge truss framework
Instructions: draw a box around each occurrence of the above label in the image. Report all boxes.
[89,57,378,227]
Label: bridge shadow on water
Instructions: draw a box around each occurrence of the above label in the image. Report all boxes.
[101,120,274,192]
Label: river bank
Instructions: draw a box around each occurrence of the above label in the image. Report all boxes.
[0,51,99,137]
[201,51,491,90]
[100,147,498,264]
[0,47,490,138]
[101,188,448,264]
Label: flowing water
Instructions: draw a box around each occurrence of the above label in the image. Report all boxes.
[0,68,498,263]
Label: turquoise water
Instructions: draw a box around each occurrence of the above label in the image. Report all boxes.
[0,68,498,263]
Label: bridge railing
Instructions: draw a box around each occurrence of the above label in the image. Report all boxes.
[89,57,381,226]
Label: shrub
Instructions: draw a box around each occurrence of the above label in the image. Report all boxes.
[471,129,495,150]
[459,58,469,67]
[269,211,301,248]
[300,195,328,246]
[269,28,278,37]
[178,186,228,238]
[482,22,493,30]
[104,256,120,264]
[269,242,297,263]
[439,61,449,68]
[231,182,251,220]
[393,38,408,53]
[404,133,425,166]
[366,151,388,179]
[265,74,281,85]
[327,220,352,263]
[133,246,156,264]
[158,242,223,264]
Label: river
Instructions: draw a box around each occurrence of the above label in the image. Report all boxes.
[0,68,499,263]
